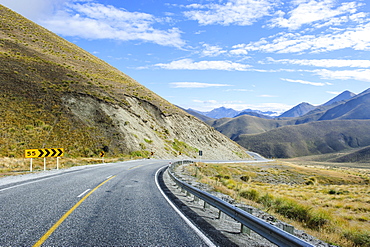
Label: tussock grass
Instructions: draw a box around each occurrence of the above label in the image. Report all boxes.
[184,161,370,247]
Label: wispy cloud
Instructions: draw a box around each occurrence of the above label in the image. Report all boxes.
[267,57,370,68]
[326,91,342,95]
[183,0,274,26]
[239,22,370,54]
[201,44,227,57]
[39,1,185,48]
[170,82,232,88]
[154,59,251,71]
[281,78,330,86]
[259,94,277,98]
[268,0,362,30]
[313,69,370,82]
[225,89,253,92]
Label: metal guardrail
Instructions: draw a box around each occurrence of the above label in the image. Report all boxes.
[168,160,315,247]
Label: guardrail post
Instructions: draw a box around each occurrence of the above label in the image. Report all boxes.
[283,224,295,234]
[241,224,251,235]
[217,210,227,221]
[203,201,210,209]
[186,190,191,197]
[239,206,253,235]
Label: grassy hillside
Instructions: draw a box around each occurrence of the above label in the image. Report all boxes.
[329,146,370,163]
[235,120,370,158]
[0,5,249,160]
[0,5,175,157]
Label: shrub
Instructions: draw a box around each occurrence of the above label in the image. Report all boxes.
[274,197,310,223]
[344,230,370,247]
[307,208,332,229]
[240,175,251,182]
[258,193,274,209]
[239,188,260,201]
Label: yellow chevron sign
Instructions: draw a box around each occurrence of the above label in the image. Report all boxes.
[25,148,64,158]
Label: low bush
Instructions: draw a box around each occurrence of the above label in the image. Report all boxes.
[239,188,260,201]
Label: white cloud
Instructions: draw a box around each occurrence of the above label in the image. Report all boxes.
[225,89,253,92]
[183,0,274,26]
[201,44,227,57]
[267,58,370,68]
[326,91,342,95]
[38,1,185,48]
[259,94,277,97]
[235,22,370,54]
[269,0,361,30]
[193,99,219,105]
[170,82,232,88]
[281,78,329,86]
[313,69,370,82]
[154,59,252,71]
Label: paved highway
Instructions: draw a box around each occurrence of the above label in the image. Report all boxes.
[0,160,209,246]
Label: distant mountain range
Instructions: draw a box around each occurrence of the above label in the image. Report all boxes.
[186,90,356,120]
[187,107,278,119]
[185,89,370,159]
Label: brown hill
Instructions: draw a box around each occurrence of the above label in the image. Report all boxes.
[207,115,296,139]
[0,5,249,160]
[235,120,370,158]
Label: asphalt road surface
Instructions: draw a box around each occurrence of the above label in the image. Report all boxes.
[0,160,209,246]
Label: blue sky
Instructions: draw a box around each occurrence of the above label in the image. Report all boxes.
[2,0,370,114]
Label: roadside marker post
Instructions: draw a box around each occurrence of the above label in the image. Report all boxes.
[199,150,203,163]
[100,151,105,163]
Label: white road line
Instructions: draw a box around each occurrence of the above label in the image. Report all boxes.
[155,166,216,247]
[0,176,58,192]
[77,189,91,198]
[106,175,113,179]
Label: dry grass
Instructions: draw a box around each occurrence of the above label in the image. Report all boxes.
[184,161,370,247]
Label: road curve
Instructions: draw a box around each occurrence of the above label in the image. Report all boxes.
[0,160,208,246]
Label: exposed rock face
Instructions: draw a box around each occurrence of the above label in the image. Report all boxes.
[63,94,248,160]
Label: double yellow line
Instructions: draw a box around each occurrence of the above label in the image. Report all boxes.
[33,176,116,247]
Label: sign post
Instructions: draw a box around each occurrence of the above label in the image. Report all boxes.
[199,150,203,163]
[100,151,105,163]
[25,148,64,171]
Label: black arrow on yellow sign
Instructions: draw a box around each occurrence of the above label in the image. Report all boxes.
[25,148,64,158]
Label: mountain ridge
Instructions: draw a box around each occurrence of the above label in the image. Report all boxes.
[186,90,356,121]
[206,89,370,158]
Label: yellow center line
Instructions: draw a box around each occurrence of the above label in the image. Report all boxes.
[129,164,143,170]
[33,176,116,247]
